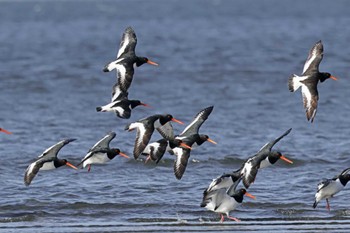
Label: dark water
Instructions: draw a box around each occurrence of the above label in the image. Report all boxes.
[1,0,350,232]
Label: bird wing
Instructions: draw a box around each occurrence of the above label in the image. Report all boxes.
[24,159,45,186]
[207,169,242,193]
[302,40,323,75]
[240,158,259,189]
[257,128,292,154]
[111,82,128,102]
[316,178,332,192]
[37,138,76,160]
[226,177,243,196]
[157,122,175,140]
[133,123,154,159]
[117,26,137,58]
[173,148,190,180]
[151,139,168,163]
[115,64,135,93]
[90,132,116,152]
[332,167,350,180]
[301,84,318,122]
[180,106,214,137]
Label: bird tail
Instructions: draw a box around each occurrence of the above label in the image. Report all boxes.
[103,61,117,72]
[96,106,102,112]
[288,74,302,92]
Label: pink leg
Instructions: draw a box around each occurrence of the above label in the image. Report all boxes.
[145,155,151,163]
[326,199,331,212]
[227,216,241,222]
[219,214,225,223]
[88,164,91,172]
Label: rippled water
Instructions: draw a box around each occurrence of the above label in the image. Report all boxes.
[1,0,350,232]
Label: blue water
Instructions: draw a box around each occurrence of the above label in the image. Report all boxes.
[1,0,350,232]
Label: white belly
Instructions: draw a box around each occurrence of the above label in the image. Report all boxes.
[40,161,56,170]
[83,153,109,167]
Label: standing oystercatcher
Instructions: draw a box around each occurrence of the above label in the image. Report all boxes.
[288,40,337,122]
[313,167,350,211]
[201,188,255,222]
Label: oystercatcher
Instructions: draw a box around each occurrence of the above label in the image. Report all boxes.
[103,26,158,93]
[24,139,78,186]
[288,40,337,122]
[313,167,350,211]
[77,132,129,172]
[201,188,255,222]
[240,128,293,189]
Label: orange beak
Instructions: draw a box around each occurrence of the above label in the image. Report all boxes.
[330,76,337,80]
[147,60,159,66]
[65,162,78,170]
[245,191,256,200]
[0,128,12,134]
[171,118,184,125]
[207,138,217,145]
[141,103,151,108]
[180,142,192,150]
[280,155,293,164]
[119,152,130,159]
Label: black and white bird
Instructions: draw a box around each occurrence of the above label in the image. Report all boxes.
[141,138,192,164]
[96,80,149,119]
[103,26,158,93]
[201,187,255,222]
[96,91,149,119]
[313,167,350,211]
[158,106,216,180]
[125,114,184,159]
[24,139,78,186]
[77,132,129,172]
[0,128,11,134]
[240,128,293,189]
[288,40,337,122]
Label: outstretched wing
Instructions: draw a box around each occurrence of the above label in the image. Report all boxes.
[89,132,116,152]
[173,148,190,180]
[157,122,175,140]
[117,26,137,58]
[302,40,323,74]
[24,160,45,186]
[257,128,292,154]
[332,167,350,180]
[38,138,76,160]
[301,84,318,123]
[180,106,214,137]
[111,82,128,102]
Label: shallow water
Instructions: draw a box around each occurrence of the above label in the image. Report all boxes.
[1,0,350,232]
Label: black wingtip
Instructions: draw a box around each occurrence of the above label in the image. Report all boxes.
[288,75,296,92]
[124,123,131,131]
[313,201,318,209]
[65,138,77,144]
[96,107,102,112]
